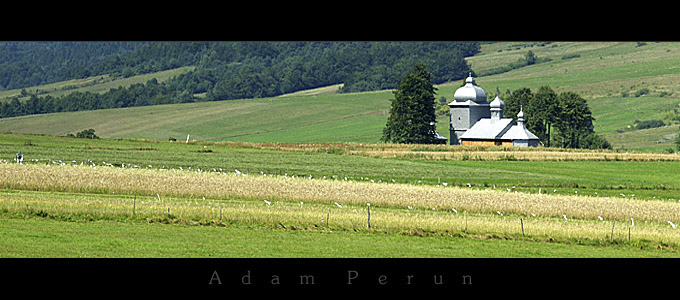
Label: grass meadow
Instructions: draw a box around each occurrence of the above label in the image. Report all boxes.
[0,133,679,258]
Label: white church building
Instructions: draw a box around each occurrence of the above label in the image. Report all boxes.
[448,74,539,147]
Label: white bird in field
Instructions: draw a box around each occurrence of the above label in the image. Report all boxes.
[367,203,371,207]
[497,211,503,216]
[563,214,568,222]
[539,188,542,195]
[452,208,458,213]
[553,189,557,193]
[157,194,161,202]
[442,182,448,186]
[467,183,472,187]
[300,201,304,206]
[507,188,511,192]
[669,221,677,229]
[531,213,536,217]
[408,206,413,210]
[575,190,578,194]
[631,218,634,227]
[235,169,241,175]
[335,202,343,208]
[620,193,625,197]
[598,216,604,221]
[264,200,272,206]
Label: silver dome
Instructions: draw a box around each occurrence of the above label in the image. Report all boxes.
[490,95,504,108]
[453,74,487,103]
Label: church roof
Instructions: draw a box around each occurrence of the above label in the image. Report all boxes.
[501,123,539,140]
[489,94,504,109]
[453,73,487,104]
[460,118,514,140]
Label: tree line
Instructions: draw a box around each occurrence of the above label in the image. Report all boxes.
[502,86,611,149]
[0,79,181,118]
[0,42,480,119]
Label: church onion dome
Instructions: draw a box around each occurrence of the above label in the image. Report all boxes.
[517,109,524,119]
[490,95,504,109]
[453,73,487,103]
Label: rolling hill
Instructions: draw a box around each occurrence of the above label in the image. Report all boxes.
[1,42,679,152]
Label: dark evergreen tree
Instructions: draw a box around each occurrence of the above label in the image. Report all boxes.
[553,91,594,148]
[382,62,438,144]
[525,50,536,65]
[504,87,533,121]
[527,86,558,146]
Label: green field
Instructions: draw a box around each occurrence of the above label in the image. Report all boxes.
[2,213,676,258]
[0,133,679,258]
[1,133,678,200]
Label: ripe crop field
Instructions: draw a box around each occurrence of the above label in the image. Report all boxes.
[1,133,679,257]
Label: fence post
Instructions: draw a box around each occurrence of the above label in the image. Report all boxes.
[367,204,371,228]
[465,211,468,234]
[521,218,524,236]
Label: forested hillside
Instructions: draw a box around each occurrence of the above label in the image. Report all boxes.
[0,42,479,119]
[0,42,145,90]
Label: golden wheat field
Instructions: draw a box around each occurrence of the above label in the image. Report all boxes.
[1,162,680,248]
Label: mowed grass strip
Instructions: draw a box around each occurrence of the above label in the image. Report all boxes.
[2,214,677,258]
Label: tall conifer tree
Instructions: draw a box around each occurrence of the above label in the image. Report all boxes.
[382,62,438,144]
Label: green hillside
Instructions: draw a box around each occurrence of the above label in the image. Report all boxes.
[1,42,680,152]
[0,90,393,143]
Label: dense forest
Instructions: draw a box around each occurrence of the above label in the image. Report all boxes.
[0,42,479,119]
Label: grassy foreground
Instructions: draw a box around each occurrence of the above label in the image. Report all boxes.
[1,160,679,258]
[0,133,679,258]
[1,213,676,258]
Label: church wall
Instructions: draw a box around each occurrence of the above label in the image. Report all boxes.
[449,102,490,145]
[461,140,521,147]
[461,140,500,146]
